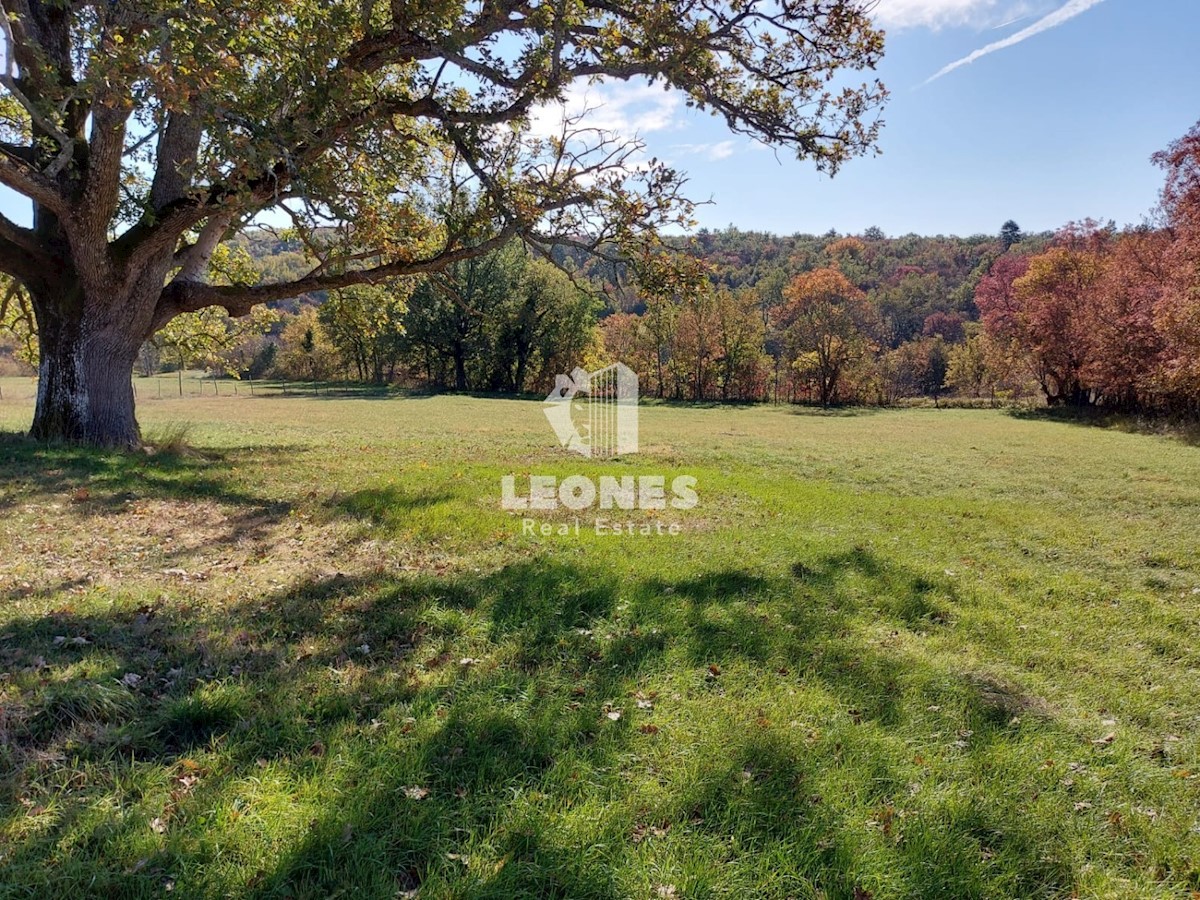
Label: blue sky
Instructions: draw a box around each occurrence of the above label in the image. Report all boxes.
[592,0,1199,237]
[2,0,1194,239]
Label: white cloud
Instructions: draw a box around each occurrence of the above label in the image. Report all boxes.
[873,0,1035,30]
[529,80,681,141]
[708,140,736,161]
[672,140,737,162]
[924,0,1105,82]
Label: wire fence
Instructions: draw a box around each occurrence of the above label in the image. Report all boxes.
[0,374,398,405]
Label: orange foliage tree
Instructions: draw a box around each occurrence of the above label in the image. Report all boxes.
[774,268,874,407]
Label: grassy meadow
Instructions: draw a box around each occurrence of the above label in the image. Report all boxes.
[1,374,1199,898]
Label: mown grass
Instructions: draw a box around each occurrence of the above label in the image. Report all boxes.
[0,381,1199,898]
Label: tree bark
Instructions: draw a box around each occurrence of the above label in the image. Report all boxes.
[30,300,142,448]
[453,347,468,391]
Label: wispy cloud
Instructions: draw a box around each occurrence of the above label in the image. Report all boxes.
[991,11,1034,28]
[924,0,1105,83]
[529,80,680,141]
[874,0,1033,31]
[672,140,737,162]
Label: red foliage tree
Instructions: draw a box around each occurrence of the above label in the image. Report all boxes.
[1153,122,1200,408]
[921,311,966,343]
[976,226,1112,408]
[1087,230,1171,410]
[974,253,1031,380]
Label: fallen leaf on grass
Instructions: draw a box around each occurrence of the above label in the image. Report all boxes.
[402,786,429,800]
[632,823,671,843]
[1092,732,1116,746]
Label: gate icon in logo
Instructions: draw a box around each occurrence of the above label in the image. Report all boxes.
[543,363,639,458]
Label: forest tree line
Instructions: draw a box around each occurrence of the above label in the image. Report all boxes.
[4,124,1198,417]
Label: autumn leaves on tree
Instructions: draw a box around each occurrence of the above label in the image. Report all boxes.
[976,123,1200,416]
[598,120,1200,413]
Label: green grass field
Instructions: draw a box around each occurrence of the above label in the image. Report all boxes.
[1,376,1199,898]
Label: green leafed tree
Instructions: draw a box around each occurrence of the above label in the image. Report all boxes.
[488,257,601,394]
[1001,220,1023,251]
[150,242,276,392]
[152,305,278,393]
[402,242,526,390]
[0,0,885,446]
[0,276,36,369]
[320,282,411,385]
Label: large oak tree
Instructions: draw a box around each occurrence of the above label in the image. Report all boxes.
[0,0,885,446]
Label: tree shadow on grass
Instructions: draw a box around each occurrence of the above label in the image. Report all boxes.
[631,549,959,729]
[328,485,460,531]
[784,404,887,418]
[0,436,473,605]
[0,430,302,513]
[0,550,1109,899]
[244,382,444,401]
[1006,406,1200,447]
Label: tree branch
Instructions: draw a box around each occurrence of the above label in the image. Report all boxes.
[0,207,46,260]
[0,146,69,216]
[156,225,521,324]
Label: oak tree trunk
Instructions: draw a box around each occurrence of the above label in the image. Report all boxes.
[29,296,143,449]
